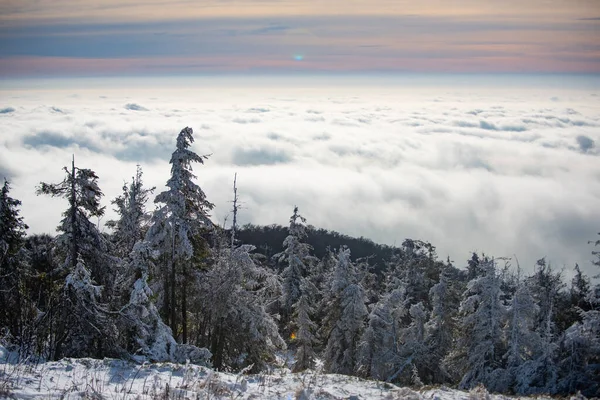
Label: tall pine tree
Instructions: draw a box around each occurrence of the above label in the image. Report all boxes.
[146,127,214,343]
[37,158,118,359]
[276,206,314,325]
[0,179,31,349]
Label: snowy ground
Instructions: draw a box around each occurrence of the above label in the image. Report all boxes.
[0,347,570,399]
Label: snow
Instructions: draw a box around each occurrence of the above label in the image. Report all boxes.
[0,346,568,399]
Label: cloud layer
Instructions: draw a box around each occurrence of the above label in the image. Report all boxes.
[1,75,599,278]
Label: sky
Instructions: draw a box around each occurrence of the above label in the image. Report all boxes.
[0,1,599,278]
[0,0,599,75]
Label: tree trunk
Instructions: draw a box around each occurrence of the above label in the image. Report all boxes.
[169,226,177,340]
[211,321,225,370]
[170,255,176,340]
[181,262,187,344]
[70,156,77,269]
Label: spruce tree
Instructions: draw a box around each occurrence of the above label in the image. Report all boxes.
[323,247,367,375]
[37,158,107,276]
[356,286,408,381]
[146,127,214,343]
[195,177,283,371]
[276,206,314,324]
[558,237,600,396]
[120,241,177,362]
[424,260,459,383]
[200,241,284,370]
[447,258,506,390]
[504,268,543,394]
[292,277,318,372]
[37,158,118,359]
[0,179,31,347]
[107,165,155,259]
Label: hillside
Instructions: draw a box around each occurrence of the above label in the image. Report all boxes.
[0,347,566,400]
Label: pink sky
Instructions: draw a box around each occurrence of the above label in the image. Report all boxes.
[0,0,599,75]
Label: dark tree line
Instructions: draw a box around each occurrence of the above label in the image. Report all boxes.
[0,126,598,396]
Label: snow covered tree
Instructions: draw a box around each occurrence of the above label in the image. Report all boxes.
[292,277,318,372]
[312,247,337,346]
[199,241,284,371]
[193,182,283,371]
[324,282,368,375]
[558,238,600,396]
[119,241,176,362]
[557,264,591,347]
[56,256,118,358]
[324,247,368,375]
[37,158,118,359]
[558,288,599,396]
[37,158,108,276]
[467,252,485,280]
[391,302,428,384]
[512,300,559,395]
[446,258,506,390]
[356,287,408,380]
[502,268,546,394]
[424,261,459,383]
[592,232,600,274]
[146,127,214,343]
[526,258,563,334]
[330,246,355,296]
[0,180,28,265]
[570,264,590,312]
[106,165,154,259]
[0,179,32,345]
[276,206,314,324]
[387,239,437,309]
[106,165,156,321]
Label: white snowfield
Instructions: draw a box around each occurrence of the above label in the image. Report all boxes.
[0,347,575,400]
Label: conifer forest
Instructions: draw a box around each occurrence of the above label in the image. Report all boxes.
[1,126,599,397]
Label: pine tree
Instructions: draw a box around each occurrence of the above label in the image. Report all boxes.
[60,256,118,358]
[467,252,485,280]
[447,258,506,390]
[107,165,155,259]
[0,180,28,265]
[526,258,563,334]
[558,238,600,397]
[387,239,437,308]
[146,127,214,343]
[106,165,156,324]
[37,157,107,276]
[424,261,459,384]
[503,268,542,394]
[570,264,590,311]
[356,287,407,380]
[0,179,31,347]
[37,158,118,359]
[276,206,314,324]
[195,179,283,371]
[200,241,284,370]
[592,232,600,275]
[324,247,367,375]
[292,277,318,372]
[119,241,176,362]
[313,247,337,347]
[392,302,428,384]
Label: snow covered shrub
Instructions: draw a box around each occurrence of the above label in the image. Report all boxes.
[174,344,212,366]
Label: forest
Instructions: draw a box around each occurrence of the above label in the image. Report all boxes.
[0,126,598,397]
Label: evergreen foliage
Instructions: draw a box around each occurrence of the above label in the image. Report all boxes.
[1,125,598,396]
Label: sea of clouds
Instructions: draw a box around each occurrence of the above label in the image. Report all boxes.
[1,75,599,277]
